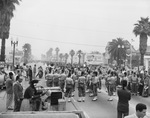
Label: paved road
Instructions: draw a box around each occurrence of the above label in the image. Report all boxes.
[72,83,150,118]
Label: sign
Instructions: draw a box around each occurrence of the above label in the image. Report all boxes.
[85,53,103,65]
[0,61,5,68]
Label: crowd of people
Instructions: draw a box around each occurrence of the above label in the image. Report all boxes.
[3,62,150,117]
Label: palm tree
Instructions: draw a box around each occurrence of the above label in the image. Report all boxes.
[69,49,75,65]
[108,38,128,66]
[55,47,60,62]
[133,17,150,66]
[77,50,82,66]
[59,53,63,63]
[0,0,21,61]
[64,53,69,64]
[46,48,53,61]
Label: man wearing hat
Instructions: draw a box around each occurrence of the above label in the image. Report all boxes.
[21,79,45,111]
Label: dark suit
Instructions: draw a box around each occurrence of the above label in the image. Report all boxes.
[117,89,131,118]
[13,81,23,112]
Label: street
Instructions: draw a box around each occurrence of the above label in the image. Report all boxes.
[0,71,150,118]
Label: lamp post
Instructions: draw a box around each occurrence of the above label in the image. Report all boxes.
[118,45,124,67]
[24,48,27,64]
[11,39,18,71]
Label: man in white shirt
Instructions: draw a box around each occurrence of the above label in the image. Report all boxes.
[125,103,150,118]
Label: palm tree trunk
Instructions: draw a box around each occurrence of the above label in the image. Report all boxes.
[1,38,5,61]
[71,56,73,65]
[140,54,144,66]
[139,33,148,66]
[79,57,81,66]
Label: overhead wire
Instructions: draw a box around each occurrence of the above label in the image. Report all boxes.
[10,33,106,47]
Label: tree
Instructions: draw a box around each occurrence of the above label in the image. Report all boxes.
[64,53,69,64]
[77,50,82,66]
[46,48,53,61]
[0,0,21,61]
[69,49,75,65]
[23,43,31,64]
[55,47,60,62]
[133,17,150,66]
[108,38,128,66]
[59,53,63,63]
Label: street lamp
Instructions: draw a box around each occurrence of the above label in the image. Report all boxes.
[118,45,125,66]
[24,48,27,64]
[11,38,18,71]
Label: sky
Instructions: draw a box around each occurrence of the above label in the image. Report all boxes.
[4,0,150,59]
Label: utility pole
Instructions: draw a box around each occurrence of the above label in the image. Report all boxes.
[11,39,18,71]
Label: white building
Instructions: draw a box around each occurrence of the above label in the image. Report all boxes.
[85,53,104,65]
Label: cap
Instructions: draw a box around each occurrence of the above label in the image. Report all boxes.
[30,79,39,84]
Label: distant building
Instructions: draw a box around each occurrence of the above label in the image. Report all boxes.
[4,47,23,64]
[7,48,23,64]
[85,53,103,65]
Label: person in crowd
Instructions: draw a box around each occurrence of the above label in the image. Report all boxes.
[113,72,118,96]
[13,76,24,112]
[5,72,14,110]
[117,80,131,118]
[86,71,91,93]
[131,72,138,95]
[127,71,132,91]
[125,103,148,118]
[28,66,33,82]
[105,70,111,93]
[45,69,54,87]
[45,67,49,76]
[91,71,99,101]
[97,70,102,93]
[59,69,67,92]
[77,71,86,102]
[142,73,149,97]
[138,74,144,96]
[33,64,37,78]
[53,69,60,87]
[107,71,116,101]
[26,65,29,80]
[71,71,77,96]
[20,80,46,111]
[64,71,74,102]
[15,69,22,79]
[36,66,44,79]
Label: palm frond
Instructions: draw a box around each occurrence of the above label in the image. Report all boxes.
[133,17,150,36]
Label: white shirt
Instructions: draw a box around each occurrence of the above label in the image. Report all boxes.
[125,114,150,118]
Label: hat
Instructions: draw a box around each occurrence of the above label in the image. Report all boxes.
[30,80,39,84]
